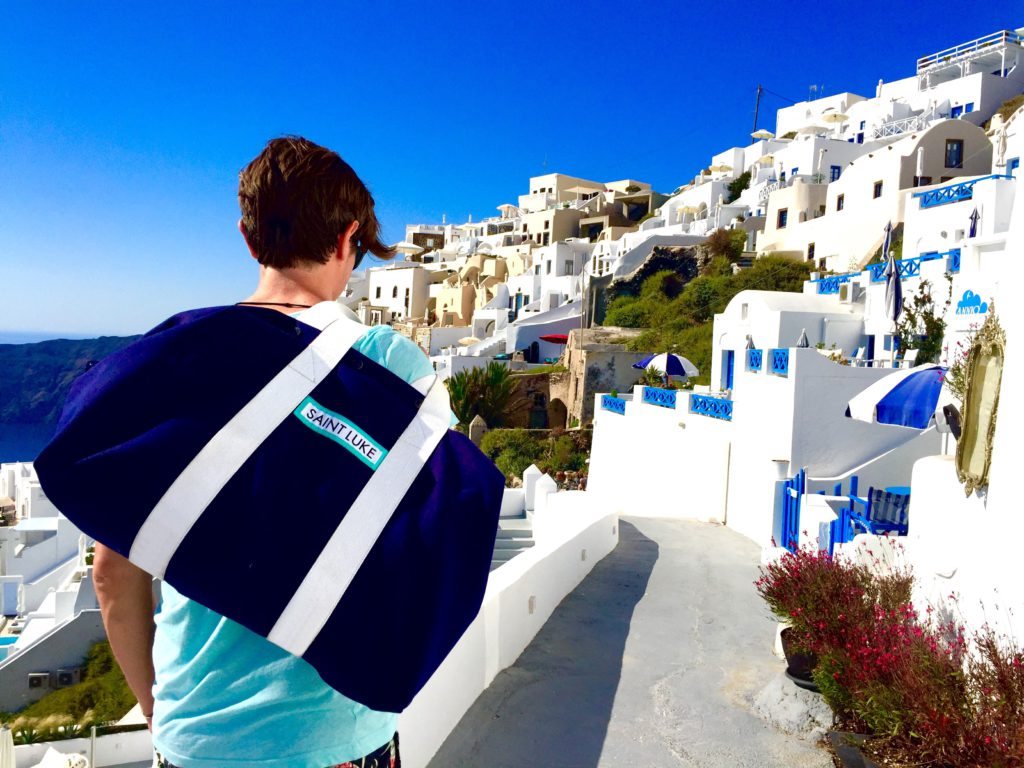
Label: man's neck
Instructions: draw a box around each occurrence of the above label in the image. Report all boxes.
[242,264,343,309]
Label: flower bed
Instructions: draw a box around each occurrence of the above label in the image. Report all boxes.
[756,547,1024,766]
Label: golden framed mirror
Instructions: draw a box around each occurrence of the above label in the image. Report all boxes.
[955,310,1005,495]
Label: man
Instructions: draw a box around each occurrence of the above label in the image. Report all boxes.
[94,137,431,768]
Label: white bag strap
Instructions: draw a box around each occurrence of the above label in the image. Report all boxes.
[129,301,369,577]
[267,373,451,656]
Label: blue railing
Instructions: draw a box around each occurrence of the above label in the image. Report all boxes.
[913,174,1013,209]
[769,348,789,376]
[689,394,734,421]
[601,395,626,415]
[813,272,857,295]
[867,251,945,282]
[642,386,677,409]
[747,349,763,371]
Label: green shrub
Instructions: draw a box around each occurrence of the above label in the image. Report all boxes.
[726,170,751,203]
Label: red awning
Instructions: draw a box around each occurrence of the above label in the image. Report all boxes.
[539,334,569,344]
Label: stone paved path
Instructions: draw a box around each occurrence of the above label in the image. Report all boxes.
[428,517,831,768]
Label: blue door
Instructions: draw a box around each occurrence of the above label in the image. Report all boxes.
[723,351,735,390]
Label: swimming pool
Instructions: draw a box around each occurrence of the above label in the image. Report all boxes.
[0,637,18,646]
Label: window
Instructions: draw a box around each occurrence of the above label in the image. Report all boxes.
[392,286,398,298]
[535,265,541,275]
[914,176,933,187]
[777,208,789,228]
[546,261,552,275]
[830,165,841,182]
[791,167,798,178]
[807,242,816,261]
[945,139,964,168]
[543,233,550,245]
[951,105,964,119]
[564,260,573,275]
[859,120,866,130]
[873,181,883,199]
[375,287,381,299]
[544,220,550,230]
[965,102,975,113]
[856,133,864,144]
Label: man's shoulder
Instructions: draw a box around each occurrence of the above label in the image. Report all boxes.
[353,325,434,384]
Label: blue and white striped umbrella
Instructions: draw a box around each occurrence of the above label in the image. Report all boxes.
[632,353,700,378]
[846,364,947,429]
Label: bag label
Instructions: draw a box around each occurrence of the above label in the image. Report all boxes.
[293,396,388,470]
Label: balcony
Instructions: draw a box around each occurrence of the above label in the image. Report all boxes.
[813,273,857,295]
[689,394,734,421]
[746,349,763,372]
[769,349,790,376]
[641,387,677,409]
[867,252,945,282]
[912,175,1013,209]
[871,115,926,139]
[600,394,626,415]
[917,29,1024,79]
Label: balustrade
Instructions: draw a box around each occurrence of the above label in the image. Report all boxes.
[689,394,733,421]
[641,387,677,409]
[746,349,763,371]
[601,395,626,415]
[769,349,790,376]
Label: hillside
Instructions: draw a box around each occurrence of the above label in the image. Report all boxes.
[0,336,138,423]
[600,251,811,385]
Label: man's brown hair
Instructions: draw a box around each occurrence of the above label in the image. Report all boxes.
[238,136,396,268]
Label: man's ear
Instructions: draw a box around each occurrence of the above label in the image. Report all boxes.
[238,219,259,261]
[337,220,361,262]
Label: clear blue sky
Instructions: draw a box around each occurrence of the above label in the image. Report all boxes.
[2,1,1019,338]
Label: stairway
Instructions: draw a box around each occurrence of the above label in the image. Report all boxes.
[491,515,535,571]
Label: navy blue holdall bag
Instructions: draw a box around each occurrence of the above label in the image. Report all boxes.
[35,300,505,713]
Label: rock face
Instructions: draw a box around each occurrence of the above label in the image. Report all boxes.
[606,245,709,303]
[0,336,137,423]
[752,672,834,743]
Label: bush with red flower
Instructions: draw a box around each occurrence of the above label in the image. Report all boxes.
[756,546,1024,766]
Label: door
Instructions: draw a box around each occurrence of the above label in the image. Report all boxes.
[3,582,18,616]
[723,350,735,391]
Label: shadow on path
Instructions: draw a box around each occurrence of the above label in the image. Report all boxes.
[428,520,658,768]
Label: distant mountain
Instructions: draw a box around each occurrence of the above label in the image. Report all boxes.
[0,336,139,424]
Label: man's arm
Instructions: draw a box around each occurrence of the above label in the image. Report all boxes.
[93,543,156,726]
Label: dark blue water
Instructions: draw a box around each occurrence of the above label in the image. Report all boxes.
[0,423,55,463]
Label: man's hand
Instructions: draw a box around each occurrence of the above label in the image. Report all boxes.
[93,544,156,724]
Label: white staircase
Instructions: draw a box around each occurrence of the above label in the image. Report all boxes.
[491,515,534,571]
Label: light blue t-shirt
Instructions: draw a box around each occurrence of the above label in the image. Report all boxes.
[152,320,435,768]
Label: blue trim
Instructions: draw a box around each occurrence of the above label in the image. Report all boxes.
[867,251,946,283]
[642,387,677,409]
[813,272,856,294]
[769,349,789,376]
[746,349,763,371]
[689,394,733,421]
[913,174,1013,209]
[601,395,626,415]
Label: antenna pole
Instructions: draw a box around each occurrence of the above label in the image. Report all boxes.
[752,83,763,133]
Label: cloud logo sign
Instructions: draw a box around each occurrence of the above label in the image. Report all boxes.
[956,290,989,315]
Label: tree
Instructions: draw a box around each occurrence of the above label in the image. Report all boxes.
[895,278,951,365]
[445,362,522,427]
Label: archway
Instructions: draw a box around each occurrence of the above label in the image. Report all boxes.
[547,398,568,430]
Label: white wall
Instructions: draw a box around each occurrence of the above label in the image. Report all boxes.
[588,387,732,524]
[15,728,153,768]
[398,493,618,768]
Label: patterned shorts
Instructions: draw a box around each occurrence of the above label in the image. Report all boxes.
[156,732,400,768]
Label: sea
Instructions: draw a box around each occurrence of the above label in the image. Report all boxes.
[0,423,55,464]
